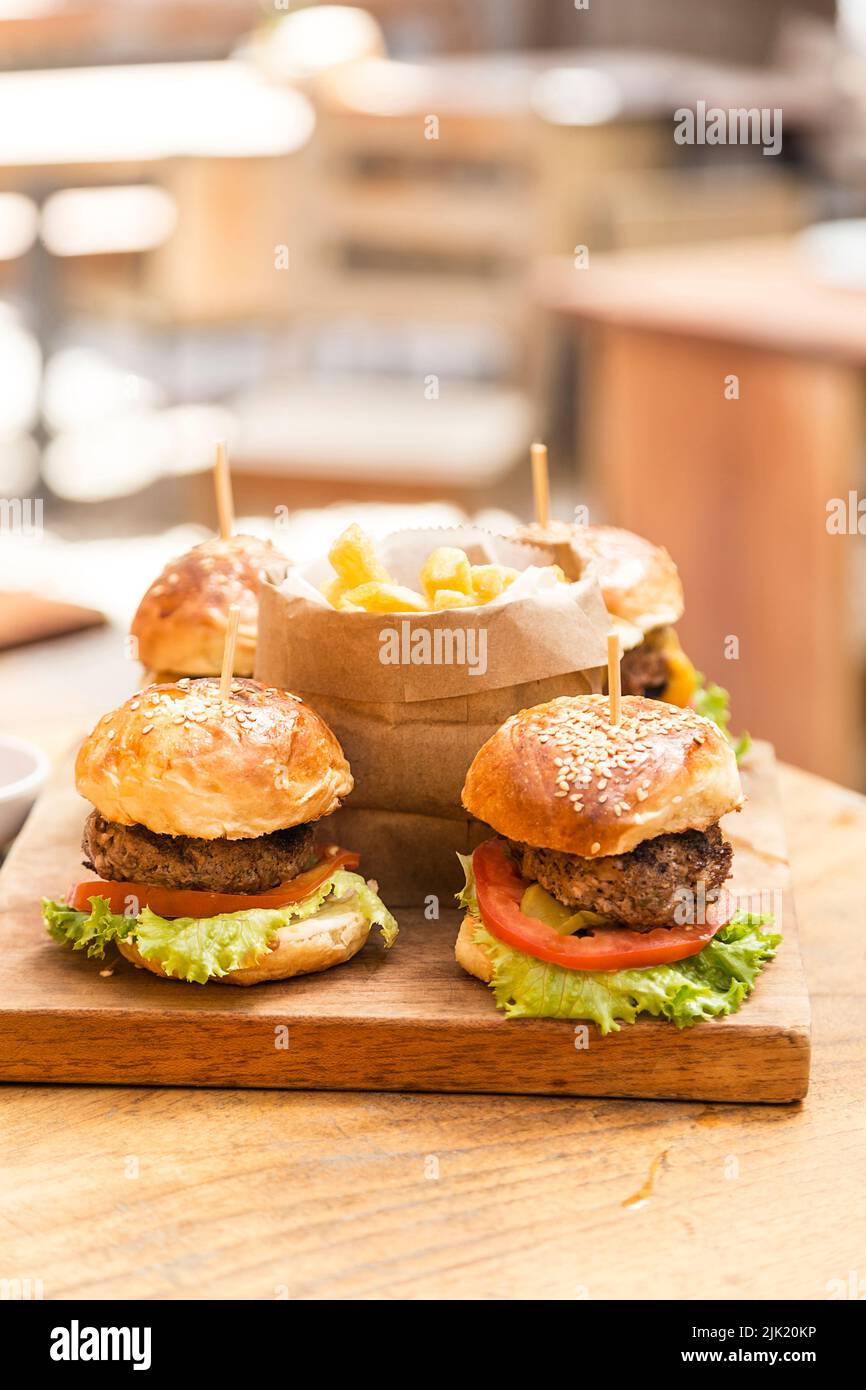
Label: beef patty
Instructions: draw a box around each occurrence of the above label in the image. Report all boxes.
[512,824,732,930]
[82,811,317,895]
[619,638,669,699]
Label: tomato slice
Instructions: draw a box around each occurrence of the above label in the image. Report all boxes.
[66,847,360,919]
[472,838,721,971]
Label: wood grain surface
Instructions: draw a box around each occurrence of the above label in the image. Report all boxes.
[0,758,862,1299]
[0,744,808,1103]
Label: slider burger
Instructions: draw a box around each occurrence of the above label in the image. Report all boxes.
[456,695,778,1032]
[515,521,696,706]
[43,679,396,984]
[130,533,285,683]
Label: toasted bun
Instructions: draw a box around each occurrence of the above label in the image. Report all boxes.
[76,678,353,839]
[455,912,493,984]
[130,534,285,678]
[117,902,370,986]
[515,522,683,644]
[462,694,743,858]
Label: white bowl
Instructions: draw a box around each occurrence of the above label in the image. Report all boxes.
[0,735,51,847]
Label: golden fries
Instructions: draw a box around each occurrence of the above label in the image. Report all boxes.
[341,581,429,614]
[327,522,391,589]
[432,588,476,610]
[320,576,352,607]
[469,563,518,603]
[319,526,568,612]
[420,547,473,602]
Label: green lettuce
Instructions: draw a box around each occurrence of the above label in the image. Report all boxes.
[43,896,133,959]
[470,915,779,1033]
[693,674,750,761]
[43,868,397,984]
[456,853,779,1032]
[456,852,479,916]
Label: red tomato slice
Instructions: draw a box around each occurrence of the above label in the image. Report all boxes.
[472,838,720,971]
[66,847,360,919]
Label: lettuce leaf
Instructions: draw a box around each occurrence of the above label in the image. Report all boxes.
[693,673,750,761]
[456,852,479,916]
[43,868,398,984]
[42,896,133,959]
[136,868,398,983]
[470,913,780,1033]
[133,904,284,983]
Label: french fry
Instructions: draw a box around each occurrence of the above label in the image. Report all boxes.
[327,523,391,588]
[319,529,542,613]
[469,563,518,603]
[320,576,350,608]
[420,546,473,601]
[343,581,429,613]
[432,588,477,610]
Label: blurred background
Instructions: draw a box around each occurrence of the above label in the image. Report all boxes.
[0,0,865,787]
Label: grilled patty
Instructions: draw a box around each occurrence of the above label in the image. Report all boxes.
[512,824,732,930]
[619,639,670,698]
[82,811,317,895]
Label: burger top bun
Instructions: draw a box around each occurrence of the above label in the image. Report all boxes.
[76,678,353,840]
[130,534,285,678]
[515,522,684,643]
[462,694,742,859]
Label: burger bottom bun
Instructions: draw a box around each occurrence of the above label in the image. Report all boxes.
[117,903,371,987]
[455,913,493,985]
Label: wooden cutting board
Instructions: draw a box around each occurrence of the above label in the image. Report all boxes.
[0,742,810,1102]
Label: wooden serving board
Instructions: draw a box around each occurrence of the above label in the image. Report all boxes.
[0,742,810,1102]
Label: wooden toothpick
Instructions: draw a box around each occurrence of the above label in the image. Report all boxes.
[220,604,240,700]
[214,439,234,540]
[607,631,622,726]
[530,442,550,529]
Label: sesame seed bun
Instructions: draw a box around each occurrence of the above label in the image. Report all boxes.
[75,678,353,840]
[514,522,683,649]
[461,694,743,858]
[130,534,286,678]
[117,901,371,985]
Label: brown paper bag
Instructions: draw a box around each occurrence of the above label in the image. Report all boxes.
[256,526,610,904]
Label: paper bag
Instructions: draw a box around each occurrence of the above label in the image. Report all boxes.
[256,527,610,904]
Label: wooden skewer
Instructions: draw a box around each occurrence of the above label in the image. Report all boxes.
[220,604,240,700]
[214,439,234,540]
[530,442,550,529]
[607,631,622,727]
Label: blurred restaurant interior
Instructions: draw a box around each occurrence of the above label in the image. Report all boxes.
[1,0,865,788]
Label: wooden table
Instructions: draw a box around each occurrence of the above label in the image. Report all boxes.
[540,237,866,790]
[1,632,865,1299]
